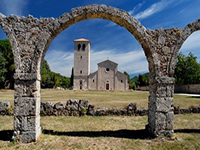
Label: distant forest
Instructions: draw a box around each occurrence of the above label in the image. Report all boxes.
[0,39,71,89]
[127,52,200,89]
[0,39,200,89]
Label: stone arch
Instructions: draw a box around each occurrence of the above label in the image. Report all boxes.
[1,4,198,143]
[38,5,153,77]
[0,14,21,74]
[168,19,200,77]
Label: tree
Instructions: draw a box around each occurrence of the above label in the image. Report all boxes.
[124,71,136,90]
[138,73,149,86]
[41,59,70,88]
[0,51,7,89]
[0,39,14,89]
[174,52,200,85]
[41,59,53,88]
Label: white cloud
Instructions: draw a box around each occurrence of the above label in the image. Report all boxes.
[130,0,174,20]
[1,0,27,16]
[44,50,74,77]
[180,31,200,52]
[128,2,145,16]
[45,48,148,77]
[180,31,200,62]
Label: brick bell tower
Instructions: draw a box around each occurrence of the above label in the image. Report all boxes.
[73,38,90,90]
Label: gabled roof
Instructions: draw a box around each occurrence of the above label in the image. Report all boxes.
[74,38,90,43]
[117,71,128,77]
[97,59,118,66]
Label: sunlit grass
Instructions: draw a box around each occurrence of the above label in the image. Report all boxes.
[0,114,200,150]
[0,89,200,149]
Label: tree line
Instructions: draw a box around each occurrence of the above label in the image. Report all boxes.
[0,39,200,89]
[0,39,71,89]
[127,52,200,89]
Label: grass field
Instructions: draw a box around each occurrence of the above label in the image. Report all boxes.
[0,89,200,149]
[0,89,200,109]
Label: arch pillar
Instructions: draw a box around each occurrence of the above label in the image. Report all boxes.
[145,27,182,137]
[13,73,41,143]
[146,76,175,137]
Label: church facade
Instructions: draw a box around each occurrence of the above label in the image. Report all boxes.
[73,38,129,91]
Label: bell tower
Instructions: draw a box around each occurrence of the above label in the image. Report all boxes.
[73,38,90,90]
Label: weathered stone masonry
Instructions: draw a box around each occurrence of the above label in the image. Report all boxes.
[0,4,199,143]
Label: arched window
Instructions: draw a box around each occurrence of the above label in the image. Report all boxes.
[80,70,82,74]
[80,56,82,59]
[82,44,86,51]
[78,44,81,51]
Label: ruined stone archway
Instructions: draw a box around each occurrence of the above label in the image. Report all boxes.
[167,19,200,74]
[0,4,199,143]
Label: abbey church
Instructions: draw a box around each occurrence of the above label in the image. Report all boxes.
[73,38,129,91]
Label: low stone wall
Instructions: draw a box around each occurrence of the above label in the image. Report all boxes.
[175,84,200,94]
[137,86,149,91]
[40,100,147,116]
[0,101,12,115]
[0,101,199,116]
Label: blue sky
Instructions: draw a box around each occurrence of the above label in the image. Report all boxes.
[0,0,200,77]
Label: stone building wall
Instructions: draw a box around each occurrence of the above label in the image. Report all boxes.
[97,60,117,90]
[88,71,98,90]
[175,84,200,94]
[73,39,90,90]
[115,71,129,91]
[73,76,88,90]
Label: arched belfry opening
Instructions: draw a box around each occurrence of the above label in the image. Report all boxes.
[0,4,199,143]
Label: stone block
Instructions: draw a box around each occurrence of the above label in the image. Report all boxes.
[127,103,137,115]
[79,99,89,109]
[166,85,174,97]
[14,97,40,116]
[137,108,147,116]
[156,85,167,97]
[148,111,174,135]
[66,99,79,111]
[87,104,95,116]
[166,111,173,130]
[149,96,173,112]
[0,101,11,115]
[54,101,64,109]
[95,108,107,116]
[155,77,175,84]
[148,110,156,130]
[120,109,127,115]
[155,112,166,131]
[19,126,41,143]
[14,115,39,131]
[15,79,40,97]
[40,101,54,116]
[14,73,37,80]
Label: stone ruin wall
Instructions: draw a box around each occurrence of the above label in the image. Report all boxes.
[0,4,199,143]
[1,101,199,117]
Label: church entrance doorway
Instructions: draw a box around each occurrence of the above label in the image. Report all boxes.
[106,83,109,90]
[106,80,109,90]
[80,80,83,90]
